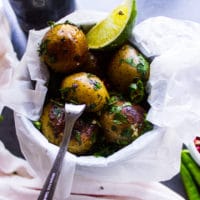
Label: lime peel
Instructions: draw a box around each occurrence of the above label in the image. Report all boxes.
[86,0,137,50]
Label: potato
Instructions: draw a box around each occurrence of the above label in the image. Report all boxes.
[100,97,146,145]
[40,101,99,155]
[107,44,150,93]
[39,23,88,73]
[60,72,109,112]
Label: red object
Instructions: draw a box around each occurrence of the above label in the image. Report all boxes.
[194,136,200,153]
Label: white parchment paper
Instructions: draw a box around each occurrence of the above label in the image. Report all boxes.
[0,2,19,113]
[4,11,200,200]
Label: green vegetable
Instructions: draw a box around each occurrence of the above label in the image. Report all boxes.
[0,115,3,122]
[181,149,200,187]
[128,80,145,104]
[180,162,200,200]
[33,121,41,130]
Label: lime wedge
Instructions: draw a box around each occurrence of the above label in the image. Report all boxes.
[86,0,137,50]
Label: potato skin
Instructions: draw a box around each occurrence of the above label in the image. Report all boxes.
[40,101,99,155]
[60,72,109,112]
[108,44,150,93]
[100,99,146,145]
[39,23,88,73]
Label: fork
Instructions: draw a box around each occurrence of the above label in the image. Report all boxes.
[38,103,86,200]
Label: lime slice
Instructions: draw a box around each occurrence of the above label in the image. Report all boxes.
[86,0,137,50]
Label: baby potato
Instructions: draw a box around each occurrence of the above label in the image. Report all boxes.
[40,101,99,155]
[39,23,88,73]
[108,44,150,93]
[100,97,146,145]
[60,72,109,112]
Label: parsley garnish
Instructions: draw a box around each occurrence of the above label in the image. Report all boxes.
[74,131,82,145]
[128,80,145,103]
[89,79,102,91]
[38,39,49,56]
[47,21,56,28]
[136,54,149,79]
[121,128,133,138]
[120,57,136,67]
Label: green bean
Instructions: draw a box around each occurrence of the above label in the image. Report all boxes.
[181,150,200,187]
[180,163,200,200]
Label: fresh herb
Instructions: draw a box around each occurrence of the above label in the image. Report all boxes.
[121,127,133,138]
[33,121,41,130]
[140,114,153,134]
[64,20,77,27]
[110,105,122,113]
[69,99,79,105]
[89,79,102,91]
[113,112,128,124]
[120,57,136,67]
[93,142,121,157]
[47,21,56,28]
[38,39,49,56]
[87,73,95,78]
[128,80,145,104]
[88,103,97,110]
[91,132,97,144]
[74,131,82,145]
[60,85,78,99]
[50,99,64,107]
[136,54,149,79]
[52,106,63,119]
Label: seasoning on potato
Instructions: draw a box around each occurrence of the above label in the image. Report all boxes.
[39,22,88,73]
[100,96,147,145]
[37,8,153,157]
[107,44,150,93]
[60,72,109,112]
[40,100,99,155]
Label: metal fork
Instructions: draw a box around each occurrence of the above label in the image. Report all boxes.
[38,103,86,200]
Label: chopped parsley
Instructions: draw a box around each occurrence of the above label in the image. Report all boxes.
[47,20,56,28]
[128,80,145,103]
[33,121,41,130]
[38,39,49,56]
[120,57,136,67]
[74,131,82,145]
[121,127,133,138]
[136,54,149,79]
[60,85,78,99]
[89,79,102,91]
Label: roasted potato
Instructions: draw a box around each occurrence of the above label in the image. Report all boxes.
[81,52,103,77]
[107,44,150,93]
[60,72,109,112]
[100,97,146,145]
[40,100,99,155]
[39,23,88,73]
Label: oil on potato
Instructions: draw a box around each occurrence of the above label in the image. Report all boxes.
[107,44,150,93]
[40,101,99,155]
[100,97,146,145]
[60,72,109,112]
[39,23,88,73]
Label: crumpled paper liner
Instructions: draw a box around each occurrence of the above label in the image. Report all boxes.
[0,2,19,113]
[3,10,200,200]
[0,140,185,200]
[132,16,200,144]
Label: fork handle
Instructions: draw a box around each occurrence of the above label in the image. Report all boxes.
[38,119,75,200]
